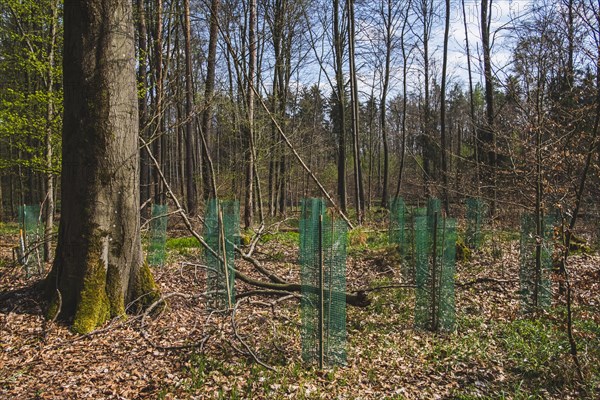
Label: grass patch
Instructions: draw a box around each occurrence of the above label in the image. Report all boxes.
[260,231,299,246]
[0,222,20,235]
[348,227,388,254]
[165,236,201,254]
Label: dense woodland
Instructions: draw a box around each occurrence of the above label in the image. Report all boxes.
[1,0,599,224]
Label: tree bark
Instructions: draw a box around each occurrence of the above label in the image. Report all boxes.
[347,0,364,222]
[45,0,159,334]
[244,0,257,229]
[137,0,151,213]
[440,0,450,213]
[394,1,412,198]
[153,0,165,204]
[420,0,434,195]
[44,0,59,262]
[183,0,197,214]
[461,0,479,195]
[333,0,347,214]
[481,0,496,212]
[200,0,220,201]
[379,0,392,209]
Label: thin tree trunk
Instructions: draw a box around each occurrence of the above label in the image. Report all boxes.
[137,0,151,214]
[462,0,479,195]
[244,0,257,229]
[183,0,197,214]
[200,0,220,200]
[481,0,496,213]
[333,0,347,213]
[347,0,364,223]
[421,0,433,195]
[394,1,412,198]
[44,0,59,261]
[153,0,165,204]
[380,0,392,209]
[440,0,450,213]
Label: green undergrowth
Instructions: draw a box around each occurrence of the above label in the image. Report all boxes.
[166,225,598,398]
[165,236,201,254]
[0,222,20,235]
[173,302,599,398]
[181,352,343,399]
[260,231,299,246]
[348,227,388,254]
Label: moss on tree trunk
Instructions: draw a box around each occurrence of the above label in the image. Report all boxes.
[72,257,111,334]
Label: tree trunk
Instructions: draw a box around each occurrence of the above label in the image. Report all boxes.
[347,0,364,222]
[137,0,151,213]
[244,0,257,229]
[394,1,412,199]
[440,0,450,213]
[183,0,197,214]
[420,0,434,195]
[333,0,347,214]
[200,0,220,200]
[481,0,496,213]
[153,0,165,204]
[462,0,479,195]
[44,0,59,261]
[379,0,392,209]
[45,0,159,334]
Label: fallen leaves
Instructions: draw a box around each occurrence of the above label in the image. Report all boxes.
[0,228,599,398]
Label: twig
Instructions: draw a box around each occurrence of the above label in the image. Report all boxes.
[139,292,211,351]
[230,299,275,371]
[358,284,416,293]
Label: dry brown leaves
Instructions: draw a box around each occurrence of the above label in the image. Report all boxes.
[1,228,598,399]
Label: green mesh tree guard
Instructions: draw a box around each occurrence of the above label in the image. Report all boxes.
[414,210,457,332]
[148,204,168,267]
[389,197,406,251]
[300,198,347,368]
[389,198,408,279]
[17,204,44,275]
[204,199,239,310]
[466,198,486,248]
[400,207,426,284]
[519,214,555,312]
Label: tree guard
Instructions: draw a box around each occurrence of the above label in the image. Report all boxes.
[147,204,168,267]
[300,198,347,368]
[414,202,456,332]
[466,198,486,249]
[519,214,555,312]
[204,199,239,310]
[17,204,44,276]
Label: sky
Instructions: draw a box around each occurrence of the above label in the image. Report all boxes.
[447,0,534,88]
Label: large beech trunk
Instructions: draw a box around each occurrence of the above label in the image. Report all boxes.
[45,0,158,333]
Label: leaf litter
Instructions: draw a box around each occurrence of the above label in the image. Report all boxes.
[0,228,599,399]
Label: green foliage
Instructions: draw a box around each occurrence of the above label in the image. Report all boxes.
[165,236,201,253]
[0,222,19,235]
[260,231,299,245]
[0,0,63,173]
[348,227,388,253]
[455,235,472,262]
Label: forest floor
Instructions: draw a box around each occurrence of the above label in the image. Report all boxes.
[0,219,599,399]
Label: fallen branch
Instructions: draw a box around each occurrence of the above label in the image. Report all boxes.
[359,284,416,293]
[139,136,371,308]
[457,277,517,288]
